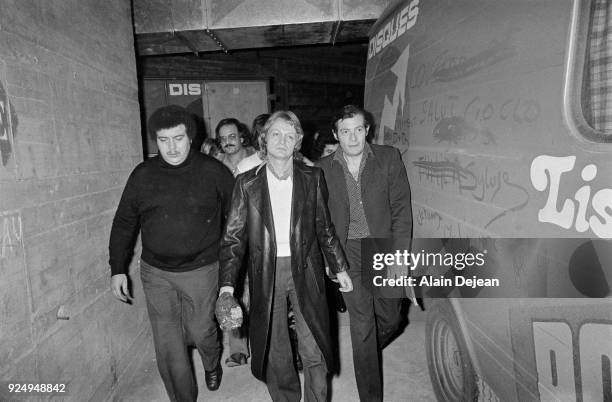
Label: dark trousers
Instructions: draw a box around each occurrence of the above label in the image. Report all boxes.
[140,260,221,402]
[266,257,328,402]
[343,239,402,402]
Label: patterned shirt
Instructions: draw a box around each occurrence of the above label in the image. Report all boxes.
[334,144,373,239]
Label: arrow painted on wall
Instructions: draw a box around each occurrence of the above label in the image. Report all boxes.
[376,44,410,144]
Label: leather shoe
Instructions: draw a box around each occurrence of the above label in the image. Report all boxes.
[205,364,222,391]
[225,352,247,367]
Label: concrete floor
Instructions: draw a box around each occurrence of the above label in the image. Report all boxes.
[112,309,436,402]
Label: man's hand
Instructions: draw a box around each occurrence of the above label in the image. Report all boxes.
[336,271,353,292]
[215,291,243,330]
[111,274,132,302]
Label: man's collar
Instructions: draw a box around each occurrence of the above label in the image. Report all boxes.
[256,157,299,175]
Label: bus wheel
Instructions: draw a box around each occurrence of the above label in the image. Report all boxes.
[426,301,477,401]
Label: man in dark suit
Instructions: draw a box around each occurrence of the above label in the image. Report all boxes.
[218,110,353,402]
[316,105,413,402]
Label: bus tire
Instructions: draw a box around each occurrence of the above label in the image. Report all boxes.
[426,300,478,402]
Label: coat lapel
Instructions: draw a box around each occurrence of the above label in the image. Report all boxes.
[291,161,306,245]
[250,164,276,244]
[360,150,380,197]
[331,159,350,210]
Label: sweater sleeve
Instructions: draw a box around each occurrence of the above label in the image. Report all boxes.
[109,169,141,276]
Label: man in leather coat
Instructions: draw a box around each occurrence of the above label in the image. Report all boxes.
[218,110,353,402]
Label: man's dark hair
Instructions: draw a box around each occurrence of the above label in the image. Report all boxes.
[215,118,240,137]
[238,122,252,147]
[331,104,370,132]
[148,105,196,141]
[312,130,339,160]
[319,130,339,146]
[251,113,270,151]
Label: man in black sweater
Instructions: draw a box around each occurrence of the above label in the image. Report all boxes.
[109,105,234,401]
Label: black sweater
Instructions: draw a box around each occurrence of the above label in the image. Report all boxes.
[109,150,235,275]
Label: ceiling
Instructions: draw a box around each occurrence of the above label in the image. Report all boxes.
[133,0,392,56]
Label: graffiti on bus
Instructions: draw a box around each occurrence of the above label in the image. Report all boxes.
[413,154,529,228]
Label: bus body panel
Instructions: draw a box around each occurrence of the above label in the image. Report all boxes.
[365,1,612,401]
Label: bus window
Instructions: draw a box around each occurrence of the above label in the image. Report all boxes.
[568,0,612,142]
[584,0,612,135]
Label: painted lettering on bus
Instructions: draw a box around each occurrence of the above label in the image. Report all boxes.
[533,321,611,401]
[368,0,419,60]
[530,155,612,239]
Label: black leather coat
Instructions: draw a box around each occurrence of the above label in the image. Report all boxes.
[219,160,348,380]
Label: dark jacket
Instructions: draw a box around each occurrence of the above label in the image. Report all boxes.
[315,144,413,248]
[219,160,348,380]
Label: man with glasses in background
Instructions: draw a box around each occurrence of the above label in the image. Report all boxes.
[216,118,255,176]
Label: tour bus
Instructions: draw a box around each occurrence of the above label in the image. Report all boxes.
[365,1,611,401]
